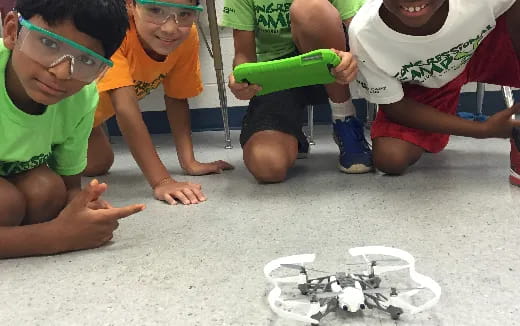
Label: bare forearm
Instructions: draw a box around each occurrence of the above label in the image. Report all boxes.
[0,223,60,259]
[116,112,171,186]
[232,30,257,67]
[165,97,196,170]
[382,98,485,138]
[233,52,257,67]
[110,87,171,187]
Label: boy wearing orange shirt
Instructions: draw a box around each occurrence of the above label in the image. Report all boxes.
[86,0,233,205]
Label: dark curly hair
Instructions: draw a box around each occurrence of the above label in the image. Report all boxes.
[15,0,129,58]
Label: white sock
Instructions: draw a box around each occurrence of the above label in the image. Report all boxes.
[330,99,356,122]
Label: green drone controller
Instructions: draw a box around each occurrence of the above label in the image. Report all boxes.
[233,49,341,96]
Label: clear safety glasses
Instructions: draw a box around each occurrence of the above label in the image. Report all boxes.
[16,16,113,83]
[135,0,203,27]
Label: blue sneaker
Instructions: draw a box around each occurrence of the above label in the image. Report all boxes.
[333,117,373,173]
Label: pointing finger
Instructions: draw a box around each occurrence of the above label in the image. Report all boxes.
[99,204,145,221]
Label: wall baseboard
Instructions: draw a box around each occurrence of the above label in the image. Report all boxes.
[107,90,518,135]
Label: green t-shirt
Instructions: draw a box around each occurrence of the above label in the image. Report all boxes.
[0,43,98,177]
[221,0,365,61]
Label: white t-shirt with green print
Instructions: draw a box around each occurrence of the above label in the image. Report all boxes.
[221,0,365,62]
[349,0,516,104]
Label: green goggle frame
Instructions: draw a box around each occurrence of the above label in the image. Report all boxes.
[18,16,113,67]
[135,0,204,12]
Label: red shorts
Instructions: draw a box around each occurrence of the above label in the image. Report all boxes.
[371,15,520,153]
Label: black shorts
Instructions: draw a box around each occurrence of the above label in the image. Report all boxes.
[240,23,349,148]
[239,83,329,148]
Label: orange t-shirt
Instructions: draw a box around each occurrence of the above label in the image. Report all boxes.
[94,20,203,127]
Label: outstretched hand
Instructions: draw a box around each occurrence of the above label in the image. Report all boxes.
[184,160,234,176]
[481,103,520,138]
[330,48,358,85]
[153,179,206,205]
[52,179,145,252]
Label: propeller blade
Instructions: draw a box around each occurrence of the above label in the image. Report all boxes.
[373,264,410,274]
[364,287,424,293]
[282,297,314,303]
[345,258,405,266]
[281,263,305,271]
[306,267,331,274]
[280,264,333,275]
[315,292,340,299]
[344,262,369,266]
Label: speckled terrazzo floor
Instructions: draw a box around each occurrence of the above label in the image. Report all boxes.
[1,126,519,326]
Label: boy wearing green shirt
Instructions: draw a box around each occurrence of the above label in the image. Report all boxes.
[0,0,144,258]
[222,0,371,183]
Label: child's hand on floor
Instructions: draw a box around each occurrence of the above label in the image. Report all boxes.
[330,49,358,85]
[480,104,520,138]
[153,179,206,205]
[228,73,262,100]
[183,160,234,176]
[51,179,145,252]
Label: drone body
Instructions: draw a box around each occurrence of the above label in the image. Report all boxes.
[331,274,365,313]
[264,246,441,325]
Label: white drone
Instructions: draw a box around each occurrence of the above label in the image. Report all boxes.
[264,246,441,325]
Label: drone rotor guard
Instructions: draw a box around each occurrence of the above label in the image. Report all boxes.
[264,254,325,324]
[348,246,441,315]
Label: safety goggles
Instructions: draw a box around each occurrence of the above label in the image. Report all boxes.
[135,0,203,27]
[16,16,113,83]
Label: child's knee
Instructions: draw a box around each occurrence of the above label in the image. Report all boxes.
[290,0,339,25]
[0,182,26,226]
[85,126,114,176]
[244,144,294,183]
[23,171,67,224]
[373,148,423,175]
[84,150,114,176]
[373,153,410,175]
[252,164,289,183]
[372,137,424,175]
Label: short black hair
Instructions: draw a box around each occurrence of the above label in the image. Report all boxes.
[15,0,129,58]
[132,1,201,6]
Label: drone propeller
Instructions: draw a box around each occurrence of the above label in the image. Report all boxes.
[344,258,404,266]
[281,264,333,276]
[303,267,331,274]
[349,246,441,315]
[281,264,306,271]
[284,292,339,301]
[267,287,325,324]
[264,254,320,286]
[364,287,424,294]
[315,292,340,299]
